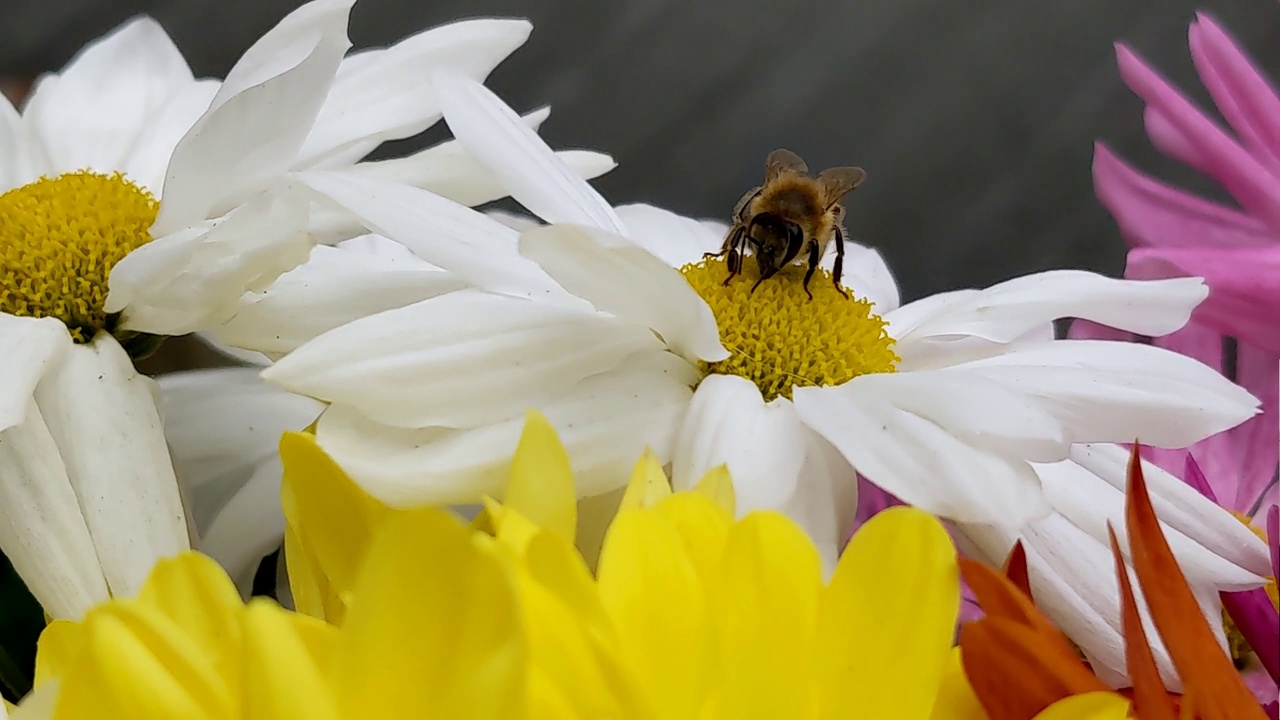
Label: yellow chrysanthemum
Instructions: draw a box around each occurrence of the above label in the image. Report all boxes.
[21,412,964,718]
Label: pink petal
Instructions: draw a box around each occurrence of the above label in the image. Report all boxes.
[1234,341,1279,516]
[1127,245,1280,353]
[1189,13,1280,173]
[1094,143,1273,249]
[1065,317,1132,341]
[1116,43,1280,232]
[1183,453,1220,502]
[1221,587,1280,684]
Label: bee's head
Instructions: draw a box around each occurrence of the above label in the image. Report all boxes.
[747,212,806,280]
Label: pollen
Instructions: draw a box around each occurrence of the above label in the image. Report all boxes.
[680,256,899,401]
[0,171,159,342]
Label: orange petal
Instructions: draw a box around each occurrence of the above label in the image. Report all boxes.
[1106,524,1177,720]
[959,558,1074,647]
[1002,541,1032,598]
[1123,446,1265,720]
[960,618,1109,720]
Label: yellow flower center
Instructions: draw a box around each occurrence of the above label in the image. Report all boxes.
[680,256,899,401]
[0,171,158,342]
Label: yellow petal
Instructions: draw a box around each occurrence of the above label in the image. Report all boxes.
[931,648,988,720]
[55,603,231,719]
[281,520,342,623]
[335,508,526,719]
[711,511,820,718]
[280,431,391,625]
[479,496,543,556]
[817,506,959,719]
[654,493,733,585]
[503,410,577,544]
[1032,692,1132,720]
[520,531,643,717]
[135,553,245,689]
[33,621,78,686]
[691,464,735,515]
[240,600,339,720]
[596,508,708,717]
[618,450,673,511]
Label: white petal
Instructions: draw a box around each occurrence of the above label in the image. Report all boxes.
[351,135,616,209]
[152,0,352,234]
[211,243,465,356]
[315,351,697,505]
[1035,458,1264,588]
[263,289,665,428]
[120,79,219,193]
[1071,444,1273,577]
[613,203,726,268]
[955,515,1181,689]
[792,381,1048,524]
[159,367,322,500]
[775,429,858,577]
[297,18,531,166]
[0,400,108,620]
[888,271,1205,346]
[433,71,626,233]
[671,375,807,510]
[198,457,285,598]
[828,241,900,314]
[109,186,312,336]
[0,316,72,433]
[34,335,189,599]
[948,340,1259,449]
[26,17,194,176]
[0,82,32,187]
[486,209,543,232]
[299,170,573,301]
[520,224,729,362]
[842,370,1069,462]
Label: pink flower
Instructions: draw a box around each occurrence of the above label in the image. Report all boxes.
[1084,11,1279,523]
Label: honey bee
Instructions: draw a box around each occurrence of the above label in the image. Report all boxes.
[707,149,866,299]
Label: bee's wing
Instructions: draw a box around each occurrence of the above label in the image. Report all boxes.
[765,148,809,180]
[817,166,866,207]
[732,185,762,221]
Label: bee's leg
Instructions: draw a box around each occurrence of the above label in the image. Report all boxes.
[831,226,851,299]
[722,227,746,286]
[801,240,820,301]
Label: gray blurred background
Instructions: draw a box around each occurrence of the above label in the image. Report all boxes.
[4,0,1279,303]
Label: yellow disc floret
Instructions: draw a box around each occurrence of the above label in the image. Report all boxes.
[1224,510,1278,667]
[680,256,899,401]
[0,171,158,342]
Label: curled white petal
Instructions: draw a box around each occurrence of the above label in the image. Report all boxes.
[109,186,312,335]
[433,70,626,234]
[298,18,532,166]
[264,289,665,428]
[520,224,729,363]
[314,351,697,505]
[153,0,353,233]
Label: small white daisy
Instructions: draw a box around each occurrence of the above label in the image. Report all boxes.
[0,0,566,618]
[262,72,1263,578]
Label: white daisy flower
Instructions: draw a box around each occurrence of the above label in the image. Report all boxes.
[263,73,1263,577]
[0,0,562,618]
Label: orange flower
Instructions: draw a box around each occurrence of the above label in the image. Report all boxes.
[958,445,1268,720]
